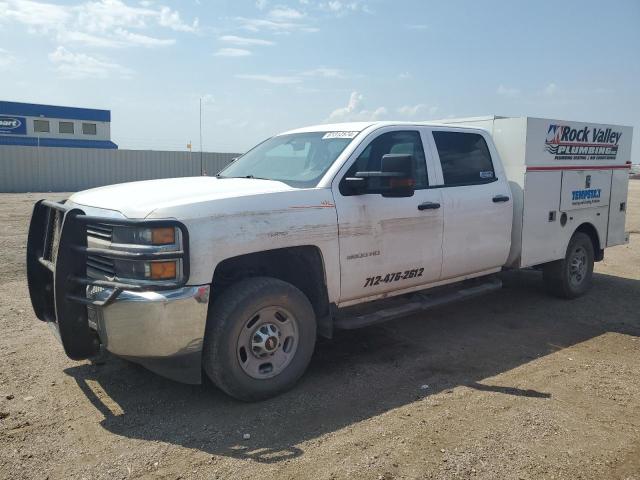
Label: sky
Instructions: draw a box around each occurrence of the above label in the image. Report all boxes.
[1,0,639,157]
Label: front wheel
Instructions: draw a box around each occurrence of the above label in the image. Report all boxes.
[543,232,595,299]
[203,277,316,401]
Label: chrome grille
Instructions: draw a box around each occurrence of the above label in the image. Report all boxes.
[86,223,115,278]
[86,223,113,241]
[87,254,115,278]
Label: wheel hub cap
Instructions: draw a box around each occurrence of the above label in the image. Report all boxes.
[237,306,299,379]
[251,323,280,357]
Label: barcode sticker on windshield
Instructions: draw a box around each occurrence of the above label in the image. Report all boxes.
[322,131,359,139]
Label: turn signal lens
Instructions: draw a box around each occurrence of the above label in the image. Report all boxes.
[150,261,177,280]
[151,227,175,245]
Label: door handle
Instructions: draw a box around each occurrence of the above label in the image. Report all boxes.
[418,202,441,210]
[492,195,510,203]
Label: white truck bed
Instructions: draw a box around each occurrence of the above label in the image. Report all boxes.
[440,116,633,268]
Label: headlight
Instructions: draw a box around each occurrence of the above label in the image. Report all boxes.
[112,259,179,281]
[112,226,177,246]
[86,223,186,285]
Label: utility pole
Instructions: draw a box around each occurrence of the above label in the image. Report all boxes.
[199,97,203,176]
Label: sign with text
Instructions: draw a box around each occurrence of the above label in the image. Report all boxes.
[0,116,27,135]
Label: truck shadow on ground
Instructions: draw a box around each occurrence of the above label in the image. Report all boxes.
[64,269,640,464]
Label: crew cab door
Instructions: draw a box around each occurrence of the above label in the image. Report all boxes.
[332,127,444,304]
[426,129,512,279]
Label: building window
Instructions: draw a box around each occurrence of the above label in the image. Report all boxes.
[59,121,74,134]
[33,119,50,133]
[82,123,97,135]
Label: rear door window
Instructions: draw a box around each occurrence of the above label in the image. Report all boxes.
[432,131,495,186]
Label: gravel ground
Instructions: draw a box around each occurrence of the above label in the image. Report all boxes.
[1,182,639,480]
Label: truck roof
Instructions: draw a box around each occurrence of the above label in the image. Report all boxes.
[279,120,488,136]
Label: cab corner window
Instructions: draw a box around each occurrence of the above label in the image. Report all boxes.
[432,131,495,186]
[341,130,428,195]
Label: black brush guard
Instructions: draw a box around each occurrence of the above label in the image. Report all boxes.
[26,200,190,360]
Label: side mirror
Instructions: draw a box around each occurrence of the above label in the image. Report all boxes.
[344,154,415,197]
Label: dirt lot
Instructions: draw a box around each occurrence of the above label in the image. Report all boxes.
[1,182,639,480]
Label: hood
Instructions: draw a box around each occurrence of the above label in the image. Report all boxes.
[69,176,294,218]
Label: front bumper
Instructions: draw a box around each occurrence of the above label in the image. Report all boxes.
[27,199,207,384]
[89,285,210,384]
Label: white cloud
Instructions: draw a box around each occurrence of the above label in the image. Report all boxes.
[268,7,305,20]
[497,84,521,98]
[56,30,123,48]
[321,1,354,13]
[48,46,132,79]
[0,48,17,70]
[235,73,302,84]
[256,0,268,9]
[0,0,197,48]
[398,71,412,80]
[0,0,71,31]
[326,92,438,122]
[543,82,558,96]
[214,47,252,57]
[327,91,388,122]
[73,0,156,33]
[219,35,274,46]
[318,1,372,15]
[397,104,438,118]
[234,67,348,85]
[158,6,198,32]
[237,16,318,33]
[406,24,428,30]
[236,5,318,34]
[55,27,174,48]
[113,28,175,47]
[302,67,346,78]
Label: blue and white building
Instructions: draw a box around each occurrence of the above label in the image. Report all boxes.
[0,101,118,149]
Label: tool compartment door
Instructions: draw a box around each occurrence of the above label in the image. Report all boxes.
[606,169,629,246]
[560,170,611,211]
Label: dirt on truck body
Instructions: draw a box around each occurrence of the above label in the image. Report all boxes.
[1,182,640,479]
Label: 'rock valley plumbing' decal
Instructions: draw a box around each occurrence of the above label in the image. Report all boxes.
[544,124,622,161]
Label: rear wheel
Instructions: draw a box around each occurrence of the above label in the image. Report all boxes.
[543,232,594,298]
[203,277,316,401]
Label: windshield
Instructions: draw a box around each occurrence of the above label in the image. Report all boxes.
[218,132,358,187]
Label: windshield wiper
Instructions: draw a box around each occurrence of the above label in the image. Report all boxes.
[217,174,271,180]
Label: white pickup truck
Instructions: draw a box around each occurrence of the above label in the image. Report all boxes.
[27,116,633,401]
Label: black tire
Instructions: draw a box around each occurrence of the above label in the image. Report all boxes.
[203,277,316,401]
[543,232,595,299]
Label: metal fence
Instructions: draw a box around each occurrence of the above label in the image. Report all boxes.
[0,146,239,192]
